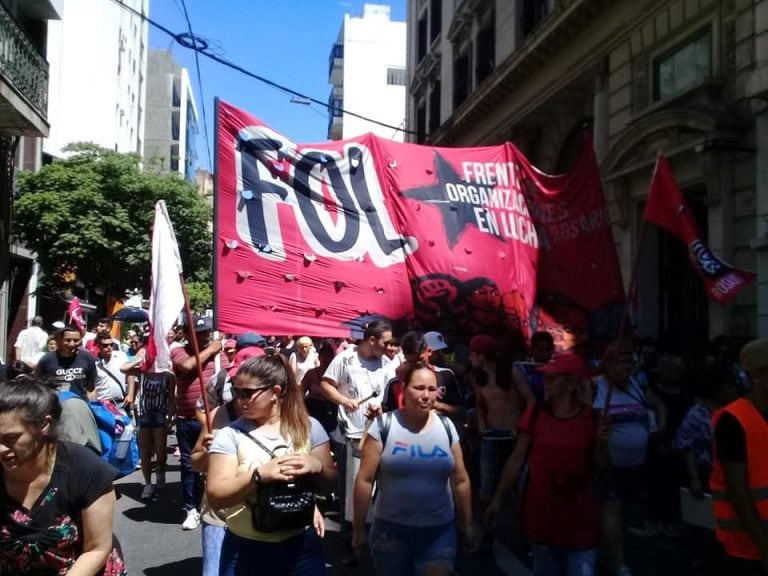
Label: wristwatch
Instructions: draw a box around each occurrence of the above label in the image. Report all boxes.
[251,467,262,485]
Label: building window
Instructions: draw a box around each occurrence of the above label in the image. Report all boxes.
[521,0,550,38]
[453,43,471,109]
[653,29,712,101]
[329,97,343,117]
[476,9,495,85]
[429,0,441,44]
[387,67,407,86]
[428,79,441,134]
[415,101,427,144]
[417,12,428,63]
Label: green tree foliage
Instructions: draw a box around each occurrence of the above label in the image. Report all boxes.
[186,280,213,313]
[13,143,212,298]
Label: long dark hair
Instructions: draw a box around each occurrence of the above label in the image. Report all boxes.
[0,376,61,444]
[236,355,310,448]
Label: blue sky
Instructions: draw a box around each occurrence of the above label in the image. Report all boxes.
[148,1,406,170]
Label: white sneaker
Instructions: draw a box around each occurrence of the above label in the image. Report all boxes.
[181,509,200,530]
[155,470,166,489]
[140,484,154,501]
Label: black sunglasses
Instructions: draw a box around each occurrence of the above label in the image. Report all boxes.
[231,385,272,401]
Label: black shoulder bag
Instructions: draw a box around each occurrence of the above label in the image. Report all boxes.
[238,430,316,533]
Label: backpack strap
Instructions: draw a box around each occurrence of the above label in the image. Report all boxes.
[436,413,454,446]
[377,411,393,450]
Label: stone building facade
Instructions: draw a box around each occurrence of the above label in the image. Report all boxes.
[407,0,767,365]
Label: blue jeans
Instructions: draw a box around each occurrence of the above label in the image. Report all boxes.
[176,418,203,511]
[202,522,226,576]
[531,544,597,576]
[219,528,326,576]
[369,518,456,576]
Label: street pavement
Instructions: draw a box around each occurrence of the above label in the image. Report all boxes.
[113,437,530,575]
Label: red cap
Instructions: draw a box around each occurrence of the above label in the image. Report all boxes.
[228,346,265,377]
[224,339,237,351]
[470,335,499,358]
[538,354,590,378]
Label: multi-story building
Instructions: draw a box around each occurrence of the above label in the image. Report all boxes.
[0,0,61,360]
[407,0,767,366]
[44,0,148,157]
[143,49,198,181]
[328,3,407,141]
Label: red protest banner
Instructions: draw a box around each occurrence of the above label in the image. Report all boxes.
[215,100,623,349]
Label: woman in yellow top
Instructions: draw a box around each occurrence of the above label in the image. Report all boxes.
[207,355,336,575]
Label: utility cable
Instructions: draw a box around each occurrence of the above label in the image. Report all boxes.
[109,0,416,136]
[178,0,213,170]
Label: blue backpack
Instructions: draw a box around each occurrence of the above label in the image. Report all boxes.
[59,391,139,479]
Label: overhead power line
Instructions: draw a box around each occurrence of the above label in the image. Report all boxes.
[110,0,416,136]
[178,0,212,170]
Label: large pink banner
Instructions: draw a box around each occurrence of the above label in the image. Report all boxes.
[215,101,622,349]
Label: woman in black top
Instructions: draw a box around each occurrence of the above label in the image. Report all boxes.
[0,376,126,575]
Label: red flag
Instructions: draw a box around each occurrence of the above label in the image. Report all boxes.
[643,154,755,305]
[66,297,85,332]
[143,201,185,372]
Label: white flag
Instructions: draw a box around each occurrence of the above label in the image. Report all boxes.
[145,200,185,373]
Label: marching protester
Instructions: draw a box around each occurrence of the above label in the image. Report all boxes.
[320,319,393,565]
[290,336,319,384]
[593,340,667,576]
[0,376,126,575]
[485,354,603,576]
[710,337,768,575]
[206,355,336,575]
[471,334,534,525]
[512,331,555,404]
[353,361,476,575]
[36,324,98,399]
[383,331,465,427]
[301,339,338,435]
[191,347,255,576]
[129,355,176,502]
[171,316,230,530]
[13,315,48,369]
[94,331,132,406]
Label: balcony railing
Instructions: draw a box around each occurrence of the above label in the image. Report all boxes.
[0,2,49,119]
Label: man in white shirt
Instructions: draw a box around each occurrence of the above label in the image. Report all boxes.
[94,332,132,405]
[14,316,49,368]
[320,319,393,565]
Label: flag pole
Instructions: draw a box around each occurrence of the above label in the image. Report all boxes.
[600,155,659,422]
[178,273,214,433]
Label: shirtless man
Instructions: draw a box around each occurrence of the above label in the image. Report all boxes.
[470,334,528,511]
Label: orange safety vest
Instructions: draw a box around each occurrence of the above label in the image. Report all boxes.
[710,398,768,560]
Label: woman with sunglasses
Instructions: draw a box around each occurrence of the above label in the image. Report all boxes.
[207,355,337,576]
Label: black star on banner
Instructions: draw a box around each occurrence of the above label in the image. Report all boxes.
[401,152,501,248]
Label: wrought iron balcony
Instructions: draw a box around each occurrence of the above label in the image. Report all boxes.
[0,1,49,135]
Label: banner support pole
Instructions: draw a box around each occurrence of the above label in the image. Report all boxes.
[179,272,214,433]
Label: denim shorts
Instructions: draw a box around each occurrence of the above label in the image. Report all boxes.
[219,528,325,576]
[137,410,166,429]
[369,518,456,576]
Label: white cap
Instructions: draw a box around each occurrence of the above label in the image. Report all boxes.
[52,321,65,329]
[424,331,448,351]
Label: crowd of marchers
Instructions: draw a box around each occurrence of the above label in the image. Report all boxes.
[0,315,767,576]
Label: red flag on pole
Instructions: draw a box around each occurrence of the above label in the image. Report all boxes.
[643,154,755,305]
[66,297,85,332]
[143,200,185,372]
